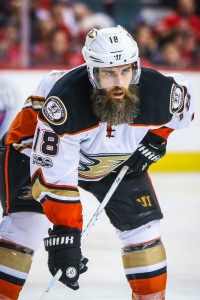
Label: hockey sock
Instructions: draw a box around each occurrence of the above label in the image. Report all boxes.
[122,238,167,300]
[0,239,34,300]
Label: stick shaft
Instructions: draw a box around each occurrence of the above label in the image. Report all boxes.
[38,165,129,300]
[81,165,129,242]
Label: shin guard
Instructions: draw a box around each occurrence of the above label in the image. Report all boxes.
[0,239,34,300]
[122,238,167,300]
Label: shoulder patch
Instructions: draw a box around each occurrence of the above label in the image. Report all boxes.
[42,96,67,125]
[170,84,185,114]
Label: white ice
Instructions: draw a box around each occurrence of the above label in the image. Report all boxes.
[1,173,200,300]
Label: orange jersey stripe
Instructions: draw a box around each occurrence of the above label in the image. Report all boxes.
[5,108,38,146]
[149,127,174,140]
[129,273,167,296]
[42,198,83,230]
[129,121,171,128]
[0,279,22,300]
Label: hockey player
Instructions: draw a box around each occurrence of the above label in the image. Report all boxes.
[0,25,195,300]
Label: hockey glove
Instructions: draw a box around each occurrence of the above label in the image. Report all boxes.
[127,132,167,177]
[44,226,88,290]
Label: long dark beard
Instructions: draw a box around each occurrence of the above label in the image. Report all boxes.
[91,85,140,125]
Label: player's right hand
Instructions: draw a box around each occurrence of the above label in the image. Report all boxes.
[44,226,88,290]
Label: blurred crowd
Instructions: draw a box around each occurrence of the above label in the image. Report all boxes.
[0,0,200,69]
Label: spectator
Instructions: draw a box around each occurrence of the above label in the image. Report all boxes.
[0,24,21,67]
[32,27,84,68]
[49,0,78,38]
[153,42,185,69]
[33,0,78,40]
[73,2,115,50]
[80,0,139,31]
[181,31,200,68]
[133,0,173,28]
[4,0,22,28]
[74,3,115,31]
[31,17,56,58]
[102,0,117,18]
[162,30,199,68]
[0,1,9,28]
[134,23,159,67]
[154,0,200,41]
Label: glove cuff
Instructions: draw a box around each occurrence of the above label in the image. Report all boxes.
[44,227,81,251]
[145,133,167,152]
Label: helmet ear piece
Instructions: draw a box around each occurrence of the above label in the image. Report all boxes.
[87,66,98,89]
[82,25,141,88]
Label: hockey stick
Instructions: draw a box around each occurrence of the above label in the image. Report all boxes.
[38,165,129,300]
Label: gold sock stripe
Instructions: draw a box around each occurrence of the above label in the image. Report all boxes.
[150,152,200,172]
[0,247,32,273]
[123,244,166,269]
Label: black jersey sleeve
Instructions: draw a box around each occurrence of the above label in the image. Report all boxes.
[135,68,176,126]
[39,65,99,136]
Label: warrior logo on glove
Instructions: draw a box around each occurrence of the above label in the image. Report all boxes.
[66,267,77,278]
[44,226,88,290]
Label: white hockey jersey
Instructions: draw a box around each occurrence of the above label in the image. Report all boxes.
[7,65,194,228]
[31,66,194,229]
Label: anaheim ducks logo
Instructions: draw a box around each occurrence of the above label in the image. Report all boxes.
[170,84,185,114]
[88,29,97,38]
[78,150,130,179]
[42,96,67,125]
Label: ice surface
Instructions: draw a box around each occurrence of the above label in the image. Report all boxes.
[1,173,200,300]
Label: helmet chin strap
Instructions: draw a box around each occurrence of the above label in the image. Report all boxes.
[87,66,98,89]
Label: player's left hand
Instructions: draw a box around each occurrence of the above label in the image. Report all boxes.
[44,226,88,290]
[127,132,167,177]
